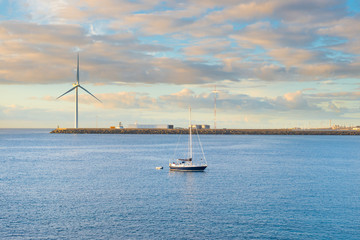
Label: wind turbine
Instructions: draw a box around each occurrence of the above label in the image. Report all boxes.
[57,53,102,128]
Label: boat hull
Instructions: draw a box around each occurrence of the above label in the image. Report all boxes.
[169,165,207,171]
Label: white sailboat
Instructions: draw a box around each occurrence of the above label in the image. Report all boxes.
[169,107,208,171]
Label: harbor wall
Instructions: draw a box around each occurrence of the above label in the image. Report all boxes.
[50,128,360,135]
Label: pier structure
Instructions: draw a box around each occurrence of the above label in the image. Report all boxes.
[51,128,360,135]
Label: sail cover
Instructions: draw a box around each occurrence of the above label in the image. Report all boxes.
[177,158,192,161]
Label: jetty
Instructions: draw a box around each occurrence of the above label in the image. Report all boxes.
[50,128,360,135]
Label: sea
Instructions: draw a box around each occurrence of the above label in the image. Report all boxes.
[0,129,359,240]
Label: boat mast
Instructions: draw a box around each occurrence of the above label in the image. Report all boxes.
[189,107,192,161]
[214,85,217,130]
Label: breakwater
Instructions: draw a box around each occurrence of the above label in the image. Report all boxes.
[50,128,360,135]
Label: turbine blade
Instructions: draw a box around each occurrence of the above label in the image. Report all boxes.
[77,53,79,84]
[79,85,102,103]
[56,86,77,99]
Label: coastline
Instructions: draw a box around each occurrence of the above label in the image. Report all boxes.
[50,128,360,135]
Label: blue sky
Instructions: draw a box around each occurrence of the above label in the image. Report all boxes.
[1,0,360,128]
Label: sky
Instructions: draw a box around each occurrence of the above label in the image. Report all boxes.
[1,0,360,129]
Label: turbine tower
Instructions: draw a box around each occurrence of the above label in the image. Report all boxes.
[57,53,102,128]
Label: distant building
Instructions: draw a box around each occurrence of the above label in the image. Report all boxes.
[128,123,174,129]
[116,122,124,129]
[189,124,210,129]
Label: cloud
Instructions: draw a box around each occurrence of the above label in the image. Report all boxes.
[183,39,232,57]
[318,16,360,54]
[23,0,162,23]
[54,91,157,109]
[1,0,359,89]
[93,92,157,109]
[158,88,358,119]
[6,0,360,130]
[272,90,317,110]
[5,85,359,128]
[310,91,360,100]
[1,15,245,85]
[68,88,330,115]
[328,102,343,113]
[159,88,210,109]
[268,48,317,67]
[49,86,360,123]
[0,104,58,122]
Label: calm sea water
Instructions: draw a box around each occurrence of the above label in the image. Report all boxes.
[0,129,360,239]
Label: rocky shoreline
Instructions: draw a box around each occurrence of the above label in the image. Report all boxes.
[50,128,360,135]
